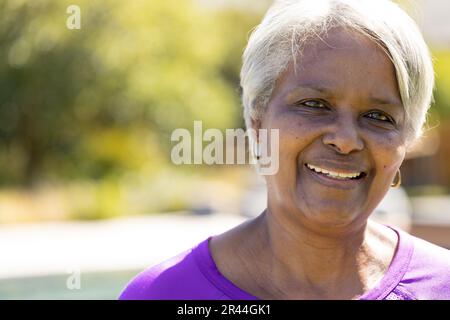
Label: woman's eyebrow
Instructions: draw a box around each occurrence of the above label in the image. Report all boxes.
[286,85,403,108]
[369,96,403,109]
[292,84,331,94]
[284,85,331,100]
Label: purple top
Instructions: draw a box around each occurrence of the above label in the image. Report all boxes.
[119,227,450,300]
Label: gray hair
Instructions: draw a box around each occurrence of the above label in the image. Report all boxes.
[240,0,434,146]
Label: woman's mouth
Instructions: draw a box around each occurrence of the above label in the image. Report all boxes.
[305,163,366,180]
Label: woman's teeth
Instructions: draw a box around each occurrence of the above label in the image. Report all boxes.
[305,163,362,180]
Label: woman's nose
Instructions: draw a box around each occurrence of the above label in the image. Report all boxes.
[322,117,364,154]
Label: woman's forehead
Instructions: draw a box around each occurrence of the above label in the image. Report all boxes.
[273,28,403,107]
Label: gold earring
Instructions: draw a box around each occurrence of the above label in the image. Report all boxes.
[391,169,401,188]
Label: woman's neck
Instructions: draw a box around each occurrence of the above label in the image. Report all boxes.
[237,209,398,299]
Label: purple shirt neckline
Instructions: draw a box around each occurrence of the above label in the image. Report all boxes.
[194,226,414,300]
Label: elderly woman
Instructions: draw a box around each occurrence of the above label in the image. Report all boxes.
[120,0,450,300]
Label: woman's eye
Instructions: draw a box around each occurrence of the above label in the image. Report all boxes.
[366,111,394,123]
[299,100,327,108]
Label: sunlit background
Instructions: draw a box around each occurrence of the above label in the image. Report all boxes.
[0,0,449,299]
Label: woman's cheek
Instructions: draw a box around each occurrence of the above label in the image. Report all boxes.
[372,143,406,173]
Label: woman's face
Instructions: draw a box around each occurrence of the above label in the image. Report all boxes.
[260,27,407,230]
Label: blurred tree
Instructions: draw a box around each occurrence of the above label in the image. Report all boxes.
[433,51,450,118]
[0,0,260,186]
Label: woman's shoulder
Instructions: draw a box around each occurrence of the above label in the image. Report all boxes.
[118,248,192,300]
[408,231,450,266]
[118,237,225,300]
[399,230,450,299]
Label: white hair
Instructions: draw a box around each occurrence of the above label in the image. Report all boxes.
[241,0,434,146]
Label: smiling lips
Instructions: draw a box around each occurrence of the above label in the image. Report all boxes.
[305,163,365,180]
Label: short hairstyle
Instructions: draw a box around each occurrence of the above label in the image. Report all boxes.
[240,0,434,146]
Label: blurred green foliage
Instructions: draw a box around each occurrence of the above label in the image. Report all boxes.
[0,0,260,188]
[433,51,450,118]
